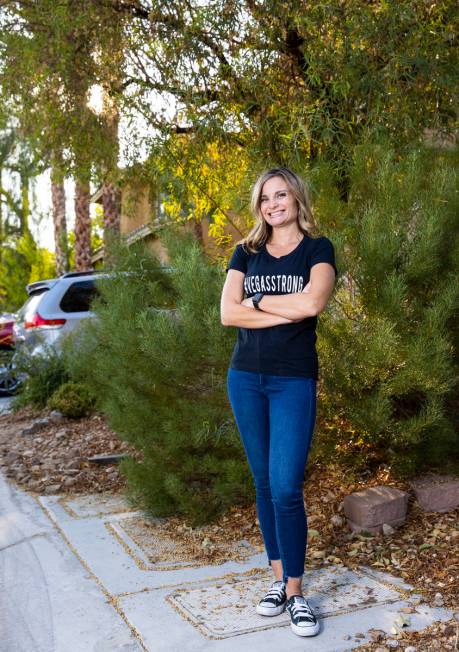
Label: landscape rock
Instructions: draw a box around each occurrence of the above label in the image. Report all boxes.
[87,453,129,465]
[369,629,386,642]
[331,514,344,527]
[21,418,50,436]
[433,592,444,607]
[382,523,395,536]
[410,474,459,513]
[49,410,64,421]
[343,485,408,534]
[44,483,62,494]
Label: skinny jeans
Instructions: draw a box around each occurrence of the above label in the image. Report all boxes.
[227,368,317,582]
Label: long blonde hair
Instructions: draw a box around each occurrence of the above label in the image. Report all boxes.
[241,167,317,253]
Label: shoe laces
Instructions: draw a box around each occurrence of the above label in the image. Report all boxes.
[262,581,285,602]
[289,597,315,620]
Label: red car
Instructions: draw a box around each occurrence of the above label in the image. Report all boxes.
[0,313,16,349]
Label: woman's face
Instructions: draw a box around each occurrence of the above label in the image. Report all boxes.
[259,176,298,228]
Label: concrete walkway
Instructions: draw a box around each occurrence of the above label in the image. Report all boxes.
[0,472,142,651]
[0,396,13,415]
[0,470,454,652]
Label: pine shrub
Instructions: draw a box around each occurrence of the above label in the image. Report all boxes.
[12,347,69,410]
[65,233,253,525]
[47,381,95,418]
[315,142,459,477]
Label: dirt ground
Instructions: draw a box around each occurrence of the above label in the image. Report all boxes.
[0,405,458,651]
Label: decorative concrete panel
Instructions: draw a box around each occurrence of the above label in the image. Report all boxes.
[35,491,455,652]
[167,566,404,639]
[58,492,136,519]
[108,515,262,571]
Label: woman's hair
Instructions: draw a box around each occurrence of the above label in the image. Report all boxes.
[241,167,316,253]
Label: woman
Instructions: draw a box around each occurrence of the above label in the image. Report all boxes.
[220,167,337,638]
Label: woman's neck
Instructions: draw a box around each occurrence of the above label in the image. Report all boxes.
[267,225,303,246]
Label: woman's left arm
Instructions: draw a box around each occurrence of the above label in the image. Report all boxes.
[242,263,336,320]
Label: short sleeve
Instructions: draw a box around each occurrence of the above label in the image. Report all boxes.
[225,244,248,274]
[309,237,338,277]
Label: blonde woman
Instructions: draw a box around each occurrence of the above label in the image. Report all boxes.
[220,167,337,637]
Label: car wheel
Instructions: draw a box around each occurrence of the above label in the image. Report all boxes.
[0,371,22,396]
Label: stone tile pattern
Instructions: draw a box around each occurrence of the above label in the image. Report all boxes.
[113,516,260,571]
[410,475,459,513]
[167,566,403,639]
[343,486,409,534]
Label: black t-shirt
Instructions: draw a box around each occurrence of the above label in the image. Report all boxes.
[225,235,338,379]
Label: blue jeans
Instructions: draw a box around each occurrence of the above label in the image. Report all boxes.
[227,368,317,582]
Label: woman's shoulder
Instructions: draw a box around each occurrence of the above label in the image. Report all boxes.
[307,233,334,246]
[306,234,338,275]
[226,241,253,273]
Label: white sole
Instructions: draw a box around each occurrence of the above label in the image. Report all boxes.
[256,603,286,616]
[290,621,320,637]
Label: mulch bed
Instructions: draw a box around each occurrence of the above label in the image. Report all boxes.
[0,405,458,651]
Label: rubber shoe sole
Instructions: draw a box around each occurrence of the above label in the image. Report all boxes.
[256,602,286,616]
[290,619,320,637]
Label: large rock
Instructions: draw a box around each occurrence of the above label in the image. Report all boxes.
[410,474,459,513]
[87,453,128,465]
[21,418,50,436]
[343,485,409,534]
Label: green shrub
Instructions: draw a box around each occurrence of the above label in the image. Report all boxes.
[313,141,459,477]
[12,347,70,410]
[47,381,96,418]
[65,234,253,525]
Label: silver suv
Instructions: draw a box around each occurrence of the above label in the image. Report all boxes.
[13,271,109,357]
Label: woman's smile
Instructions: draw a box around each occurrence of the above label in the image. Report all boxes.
[260,176,298,227]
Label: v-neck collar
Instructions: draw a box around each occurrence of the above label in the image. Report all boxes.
[263,235,307,260]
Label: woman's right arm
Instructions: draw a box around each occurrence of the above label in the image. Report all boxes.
[220,269,295,328]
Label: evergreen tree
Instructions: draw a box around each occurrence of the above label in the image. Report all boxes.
[315,141,459,476]
[65,231,253,525]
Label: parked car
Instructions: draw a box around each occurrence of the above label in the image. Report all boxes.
[0,313,20,395]
[0,312,17,349]
[12,270,111,358]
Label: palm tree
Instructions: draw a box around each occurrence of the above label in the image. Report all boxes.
[51,155,69,275]
[74,179,92,271]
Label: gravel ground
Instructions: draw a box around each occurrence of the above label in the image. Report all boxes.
[0,405,458,651]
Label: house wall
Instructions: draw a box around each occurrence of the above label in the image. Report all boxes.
[120,185,157,236]
[93,182,248,267]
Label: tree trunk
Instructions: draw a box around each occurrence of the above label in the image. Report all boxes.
[102,181,121,242]
[20,170,30,236]
[74,180,92,271]
[101,85,121,251]
[51,164,69,275]
[0,167,3,266]
[192,219,204,245]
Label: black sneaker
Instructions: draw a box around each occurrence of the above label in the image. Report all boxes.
[286,595,320,636]
[256,580,287,616]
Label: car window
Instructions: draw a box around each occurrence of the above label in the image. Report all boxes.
[60,280,99,313]
[17,290,48,321]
